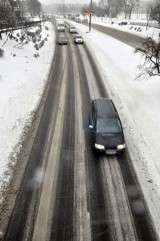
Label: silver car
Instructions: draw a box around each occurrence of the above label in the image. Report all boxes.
[58,35,67,45]
[69,26,77,33]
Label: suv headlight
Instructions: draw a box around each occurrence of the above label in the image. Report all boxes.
[95,144,105,150]
[117,144,125,150]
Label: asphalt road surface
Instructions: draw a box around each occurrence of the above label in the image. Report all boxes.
[0,22,158,241]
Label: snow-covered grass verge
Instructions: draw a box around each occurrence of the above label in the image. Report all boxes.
[0,21,55,203]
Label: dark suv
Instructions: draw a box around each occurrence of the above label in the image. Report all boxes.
[89,98,125,155]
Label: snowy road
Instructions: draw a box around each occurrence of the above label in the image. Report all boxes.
[91,23,146,48]
[0,22,157,241]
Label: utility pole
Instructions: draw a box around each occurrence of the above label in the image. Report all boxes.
[61,0,65,18]
[89,0,92,31]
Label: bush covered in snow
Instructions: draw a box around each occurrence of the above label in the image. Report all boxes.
[1,23,50,51]
[39,40,45,48]
[33,52,39,58]
[34,43,39,50]
[32,37,37,43]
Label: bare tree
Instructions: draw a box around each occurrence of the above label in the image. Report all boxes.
[98,0,109,16]
[145,1,154,30]
[98,0,123,18]
[28,0,42,16]
[134,37,160,78]
[150,0,160,24]
[0,4,16,41]
[122,0,139,19]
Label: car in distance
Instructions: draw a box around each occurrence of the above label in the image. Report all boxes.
[82,18,89,23]
[74,35,83,44]
[89,98,125,155]
[69,26,77,33]
[75,18,81,23]
[57,22,65,31]
[57,35,67,45]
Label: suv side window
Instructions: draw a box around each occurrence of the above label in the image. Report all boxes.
[89,102,95,127]
[92,103,96,128]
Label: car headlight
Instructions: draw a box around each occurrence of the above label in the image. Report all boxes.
[95,144,105,150]
[117,144,125,150]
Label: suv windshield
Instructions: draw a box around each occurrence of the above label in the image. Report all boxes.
[96,118,121,133]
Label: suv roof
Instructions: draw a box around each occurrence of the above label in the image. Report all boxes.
[93,98,118,118]
[75,34,82,38]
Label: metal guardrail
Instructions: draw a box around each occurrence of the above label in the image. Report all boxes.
[0,20,42,34]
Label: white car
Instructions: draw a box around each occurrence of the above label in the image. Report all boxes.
[69,26,77,33]
[74,35,83,44]
[57,23,65,32]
